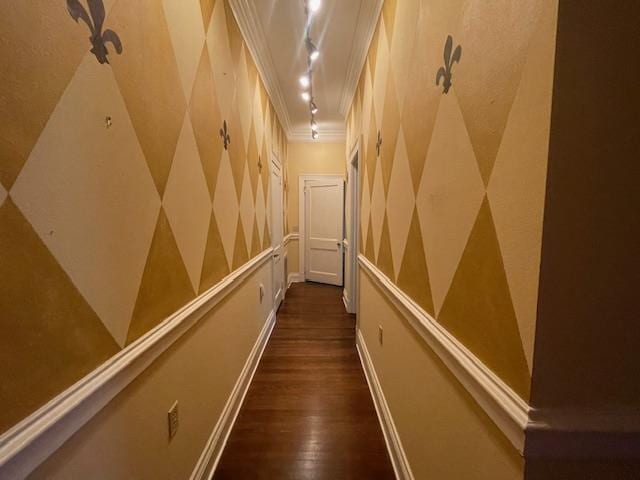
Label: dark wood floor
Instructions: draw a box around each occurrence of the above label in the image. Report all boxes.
[214,282,395,479]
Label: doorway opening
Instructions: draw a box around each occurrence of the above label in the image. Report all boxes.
[298,175,345,287]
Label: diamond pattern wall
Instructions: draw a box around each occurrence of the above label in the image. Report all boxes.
[347,1,557,399]
[0,0,287,434]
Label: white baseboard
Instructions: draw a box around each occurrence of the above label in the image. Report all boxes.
[356,330,413,480]
[190,309,276,480]
[287,272,303,290]
[0,249,273,480]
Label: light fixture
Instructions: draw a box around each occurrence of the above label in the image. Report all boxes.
[299,75,310,88]
[308,0,321,13]
[311,120,318,130]
[310,102,318,115]
[306,39,319,62]
[312,130,319,139]
[301,91,311,101]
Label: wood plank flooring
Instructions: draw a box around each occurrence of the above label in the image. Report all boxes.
[213,282,395,479]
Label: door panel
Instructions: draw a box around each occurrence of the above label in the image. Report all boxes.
[304,179,344,286]
[271,161,284,308]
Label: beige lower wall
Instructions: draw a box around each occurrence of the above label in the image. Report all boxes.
[359,269,523,479]
[285,238,300,280]
[28,262,273,480]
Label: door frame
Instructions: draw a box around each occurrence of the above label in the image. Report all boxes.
[271,152,285,308]
[298,174,345,282]
[344,138,360,313]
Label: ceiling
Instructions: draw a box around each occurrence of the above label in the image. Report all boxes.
[229,0,383,142]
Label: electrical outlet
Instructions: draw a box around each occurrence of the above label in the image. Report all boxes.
[168,401,179,439]
[378,325,383,346]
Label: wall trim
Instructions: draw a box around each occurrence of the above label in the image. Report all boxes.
[358,254,529,453]
[283,232,299,246]
[191,309,276,479]
[227,0,292,135]
[287,273,303,290]
[288,128,346,143]
[357,330,413,480]
[0,249,274,480]
[338,0,384,117]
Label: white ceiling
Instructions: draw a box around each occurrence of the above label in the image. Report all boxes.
[229,0,383,142]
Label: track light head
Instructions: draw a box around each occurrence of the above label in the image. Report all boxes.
[310,102,318,115]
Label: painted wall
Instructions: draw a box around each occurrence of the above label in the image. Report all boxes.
[28,263,272,480]
[0,0,286,436]
[345,0,558,476]
[286,142,346,233]
[359,271,523,479]
[345,0,558,404]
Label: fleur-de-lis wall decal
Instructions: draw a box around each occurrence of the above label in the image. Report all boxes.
[376,131,383,157]
[258,156,263,173]
[219,120,231,150]
[436,35,462,94]
[67,0,122,65]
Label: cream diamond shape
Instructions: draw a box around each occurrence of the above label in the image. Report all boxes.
[370,157,386,259]
[416,89,486,316]
[0,183,6,207]
[386,128,416,277]
[372,24,390,132]
[361,67,374,159]
[487,7,557,372]
[236,47,253,154]
[162,0,206,99]
[11,53,160,346]
[253,82,265,153]
[239,163,255,252]
[213,150,239,270]
[360,162,371,248]
[255,179,266,244]
[206,0,235,119]
[163,114,212,292]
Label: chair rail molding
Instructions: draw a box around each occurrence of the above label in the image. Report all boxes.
[358,254,640,460]
[358,254,530,453]
[0,249,274,480]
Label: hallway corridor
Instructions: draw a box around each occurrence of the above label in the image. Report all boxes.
[214,283,395,479]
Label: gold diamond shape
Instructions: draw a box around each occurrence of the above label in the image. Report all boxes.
[108,0,187,197]
[11,53,161,347]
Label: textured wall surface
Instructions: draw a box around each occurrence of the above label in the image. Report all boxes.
[28,263,273,480]
[346,0,558,401]
[359,271,523,480]
[0,0,286,434]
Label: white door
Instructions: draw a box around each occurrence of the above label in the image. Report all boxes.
[304,179,344,286]
[271,159,285,308]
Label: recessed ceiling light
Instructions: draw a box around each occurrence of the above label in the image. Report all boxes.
[306,39,319,62]
[301,91,311,101]
[309,0,321,13]
[299,75,310,88]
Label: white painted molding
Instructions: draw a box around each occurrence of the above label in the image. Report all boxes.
[287,273,303,290]
[227,0,292,135]
[191,309,276,479]
[288,128,346,144]
[0,249,274,480]
[357,331,413,480]
[338,0,384,117]
[283,232,299,246]
[358,254,529,453]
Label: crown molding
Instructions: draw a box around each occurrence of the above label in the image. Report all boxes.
[227,0,292,135]
[288,127,346,143]
[338,0,384,117]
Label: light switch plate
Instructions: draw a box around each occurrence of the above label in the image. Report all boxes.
[168,401,179,439]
